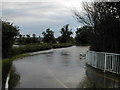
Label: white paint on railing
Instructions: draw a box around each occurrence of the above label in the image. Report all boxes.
[104,53,107,72]
[86,51,120,74]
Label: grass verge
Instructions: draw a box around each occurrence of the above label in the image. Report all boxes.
[2,53,30,67]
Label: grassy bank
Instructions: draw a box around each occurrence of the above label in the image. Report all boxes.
[3,43,73,65]
[11,43,73,56]
[11,43,51,56]
[52,43,73,48]
[2,54,30,66]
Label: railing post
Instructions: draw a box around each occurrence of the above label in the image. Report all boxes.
[86,51,120,74]
[104,53,107,72]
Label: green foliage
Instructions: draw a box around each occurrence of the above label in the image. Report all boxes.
[11,43,73,56]
[2,20,74,60]
[42,28,56,43]
[58,24,73,43]
[2,54,30,66]
[75,26,92,45]
[52,43,73,48]
[74,2,120,53]
[11,43,51,56]
[2,42,73,66]
[17,34,40,45]
[91,2,120,53]
[2,20,19,58]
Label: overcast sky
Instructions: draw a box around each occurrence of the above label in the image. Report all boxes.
[2,0,89,37]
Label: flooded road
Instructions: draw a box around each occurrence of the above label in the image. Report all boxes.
[9,46,120,88]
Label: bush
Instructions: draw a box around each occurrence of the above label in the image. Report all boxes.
[11,43,52,56]
[9,43,73,57]
[52,43,72,48]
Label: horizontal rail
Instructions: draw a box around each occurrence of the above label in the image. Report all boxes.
[86,51,120,74]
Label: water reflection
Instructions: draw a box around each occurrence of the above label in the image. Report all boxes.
[61,51,70,56]
[8,46,120,88]
[9,66,20,89]
[61,51,71,66]
[43,52,54,64]
[10,46,89,88]
[77,65,120,88]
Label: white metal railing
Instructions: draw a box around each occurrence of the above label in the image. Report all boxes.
[86,51,120,74]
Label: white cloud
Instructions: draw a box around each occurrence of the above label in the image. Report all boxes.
[2,2,71,23]
[2,1,81,37]
[3,0,92,2]
[7,16,64,23]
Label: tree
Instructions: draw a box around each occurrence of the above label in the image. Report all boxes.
[2,20,19,58]
[75,26,92,45]
[25,34,32,44]
[74,2,120,53]
[42,28,55,43]
[17,34,40,44]
[58,24,73,43]
[32,34,40,43]
[17,34,23,44]
[19,34,22,38]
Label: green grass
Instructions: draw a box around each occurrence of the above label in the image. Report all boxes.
[2,54,30,66]
[52,43,73,48]
[11,43,52,55]
[10,43,72,58]
[2,43,73,66]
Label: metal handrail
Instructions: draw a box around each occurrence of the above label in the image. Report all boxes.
[86,51,120,74]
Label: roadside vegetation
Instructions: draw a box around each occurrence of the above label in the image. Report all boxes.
[2,22,75,60]
[52,43,72,48]
[74,2,120,53]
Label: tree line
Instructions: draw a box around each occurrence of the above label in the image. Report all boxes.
[2,20,89,58]
[16,25,90,45]
[16,24,75,45]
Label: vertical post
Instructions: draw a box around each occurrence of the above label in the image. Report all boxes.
[104,53,107,72]
[112,55,114,72]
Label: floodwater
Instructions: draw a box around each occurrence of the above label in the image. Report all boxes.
[9,46,120,88]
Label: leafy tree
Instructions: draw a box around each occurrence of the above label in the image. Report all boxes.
[19,34,22,38]
[74,2,120,53]
[58,24,73,43]
[32,34,36,43]
[32,34,36,38]
[75,26,92,45]
[42,28,56,43]
[2,20,19,58]
[17,34,25,45]
[25,34,32,44]
[17,34,40,44]
[26,34,30,38]
[32,34,40,43]
[17,34,23,44]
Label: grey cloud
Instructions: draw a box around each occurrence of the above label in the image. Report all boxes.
[2,2,82,37]
[3,2,70,22]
